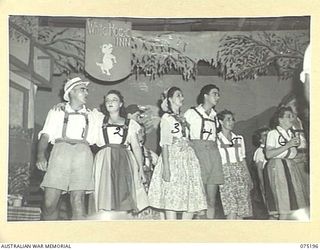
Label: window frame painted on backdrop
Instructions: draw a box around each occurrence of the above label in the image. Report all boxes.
[9,21,53,89]
[9,80,29,129]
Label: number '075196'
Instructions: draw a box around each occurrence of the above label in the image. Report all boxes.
[300,244,319,248]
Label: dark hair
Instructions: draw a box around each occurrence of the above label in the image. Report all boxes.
[197,84,220,105]
[101,89,126,117]
[270,106,293,128]
[216,109,234,132]
[125,104,141,115]
[166,86,182,114]
[252,127,270,147]
[278,92,296,108]
[217,109,234,122]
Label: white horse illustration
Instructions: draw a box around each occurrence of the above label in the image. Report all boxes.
[96,43,117,75]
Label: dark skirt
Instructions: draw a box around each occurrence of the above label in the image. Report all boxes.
[293,151,309,202]
[91,144,148,212]
[263,158,308,214]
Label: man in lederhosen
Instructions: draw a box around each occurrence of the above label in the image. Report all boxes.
[36,77,97,220]
[184,84,224,219]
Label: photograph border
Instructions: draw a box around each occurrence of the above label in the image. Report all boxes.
[1,0,319,243]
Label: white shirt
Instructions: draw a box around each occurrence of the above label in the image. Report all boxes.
[253,145,267,169]
[266,126,297,159]
[38,103,98,145]
[217,131,246,164]
[184,105,218,141]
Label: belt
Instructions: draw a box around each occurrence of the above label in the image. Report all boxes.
[191,139,217,145]
[100,143,127,149]
[55,138,89,145]
[297,148,307,154]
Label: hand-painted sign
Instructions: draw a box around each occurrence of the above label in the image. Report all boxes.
[85,18,132,82]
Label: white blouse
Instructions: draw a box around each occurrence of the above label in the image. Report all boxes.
[253,145,267,169]
[94,113,141,147]
[217,131,246,165]
[266,126,297,159]
[159,113,186,147]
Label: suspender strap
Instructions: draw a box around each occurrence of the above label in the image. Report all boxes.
[192,107,216,140]
[233,141,241,162]
[61,111,89,142]
[102,117,130,145]
[102,115,110,145]
[63,112,68,126]
[61,112,70,138]
[276,128,292,159]
[218,137,242,164]
[121,119,130,144]
[218,138,231,164]
[192,107,205,140]
[82,113,89,140]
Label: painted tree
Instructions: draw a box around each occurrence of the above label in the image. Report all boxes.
[10,16,309,81]
[217,32,309,81]
[131,35,197,80]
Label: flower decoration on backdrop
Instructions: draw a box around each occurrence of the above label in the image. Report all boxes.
[131,35,198,81]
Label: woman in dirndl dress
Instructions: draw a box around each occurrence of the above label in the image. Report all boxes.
[278,93,309,201]
[217,110,253,220]
[148,87,207,220]
[90,90,148,220]
[264,106,308,220]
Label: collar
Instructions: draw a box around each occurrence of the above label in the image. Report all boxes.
[276,126,293,140]
[197,104,217,118]
[65,103,88,114]
[218,131,237,143]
